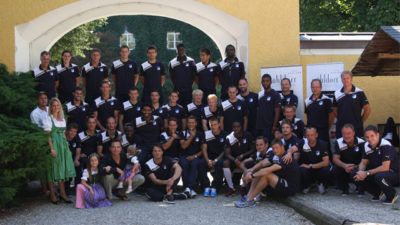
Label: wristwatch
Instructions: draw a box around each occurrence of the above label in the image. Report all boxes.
[366,171,370,176]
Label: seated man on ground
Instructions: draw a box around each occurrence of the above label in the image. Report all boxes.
[235,139,300,208]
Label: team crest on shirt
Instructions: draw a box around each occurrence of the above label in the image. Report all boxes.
[159,109,163,113]
[186,63,189,67]
[163,165,167,170]
[110,101,114,106]
[195,137,200,142]
[72,143,76,148]
[209,68,214,72]
[319,101,323,106]
[294,125,298,130]
[136,106,141,111]
[175,109,180,114]
[237,105,241,110]
[267,96,271,101]
[352,94,357,99]
[71,69,75,73]
[243,138,247,144]
[316,151,320,156]
[100,68,104,72]
[82,107,86,111]
[220,137,224,143]
[286,98,290,102]
[153,120,157,126]
[129,64,132,68]
[354,147,359,152]
[249,98,253,103]
[50,72,54,76]
[157,66,161,71]
[235,64,239,68]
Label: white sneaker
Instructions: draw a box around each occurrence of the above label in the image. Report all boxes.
[318,183,326,194]
[302,188,310,194]
[117,182,124,189]
[190,189,197,198]
[126,186,133,194]
[184,187,191,193]
[69,179,75,188]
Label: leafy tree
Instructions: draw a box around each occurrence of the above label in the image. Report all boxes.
[0,64,48,207]
[300,0,400,32]
[50,19,107,63]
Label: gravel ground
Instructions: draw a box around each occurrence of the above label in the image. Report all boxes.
[292,187,400,225]
[0,194,312,225]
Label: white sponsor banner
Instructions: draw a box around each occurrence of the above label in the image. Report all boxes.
[260,65,304,119]
[306,62,344,99]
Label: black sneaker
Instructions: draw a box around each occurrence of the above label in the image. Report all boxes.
[172,192,188,200]
[357,190,365,197]
[371,195,380,202]
[341,190,349,196]
[163,194,175,204]
[383,195,398,205]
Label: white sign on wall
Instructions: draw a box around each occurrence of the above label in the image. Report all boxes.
[306,62,344,99]
[260,65,304,119]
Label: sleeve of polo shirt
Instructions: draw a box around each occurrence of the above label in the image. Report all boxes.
[274,93,282,108]
[142,162,152,176]
[326,98,333,113]
[76,138,82,149]
[381,146,395,162]
[320,141,329,157]
[292,95,298,107]
[242,101,249,116]
[90,101,99,113]
[111,64,116,75]
[160,133,168,144]
[160,63,166,76]
[81,67,87,78]
[332,95,338,107]
[139,65,144,77]
[240,62,246,77]
[359,91,369,107]
[96,133,103,146]
[133,62,139,75]
[103,66,109,78]
[333,141,340,155]
[165,157,175,170]
[53,70,59,81]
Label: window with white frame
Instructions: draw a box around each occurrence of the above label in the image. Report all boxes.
[166,32,182,50]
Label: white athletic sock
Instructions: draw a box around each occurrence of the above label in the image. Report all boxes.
[223,168,234,189]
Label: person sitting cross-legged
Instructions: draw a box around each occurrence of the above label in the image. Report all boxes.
[234,139,300,208]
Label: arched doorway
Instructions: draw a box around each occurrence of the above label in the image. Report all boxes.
[14,0,248,72]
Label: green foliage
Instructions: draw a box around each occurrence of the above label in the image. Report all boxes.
[0,65,48,207]
[50,19,107,63]
[300,0,400,32]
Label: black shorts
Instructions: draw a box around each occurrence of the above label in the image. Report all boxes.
[267,177,296,198]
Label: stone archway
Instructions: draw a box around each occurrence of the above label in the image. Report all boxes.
[14,0,248,72]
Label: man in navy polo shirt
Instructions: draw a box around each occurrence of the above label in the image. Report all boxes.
[97,116,122,158]
[238,78,258,137]
[33,51,58,99]
[118,87,142,132]
[256,74,281,140]
[186,89,205,131]
[77,116,99,168]
[305,79,334,142]
[134,104,164,163]
[162,91,186,130]
[279,105,305,139]
[221,86,248,133]
[179,116,204,197]
[195,48,220,104]
[56,50,80,103]
[332,124,364,195]
[280,119,300,151]
[219,45,245,101]
[353,125,399,205]
[169,44,196,106]
[81,49,109,104]
[140,46,166,103]
[111,45,139,103]
[333,71,371,138]
[92,80,119,131]
[280,78,298,112]
[65,87,89,132]
[160,117,183,160]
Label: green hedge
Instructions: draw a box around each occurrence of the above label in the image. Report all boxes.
[0,64,48,207]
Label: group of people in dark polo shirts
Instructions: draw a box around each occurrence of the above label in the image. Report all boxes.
[31,43,398,208]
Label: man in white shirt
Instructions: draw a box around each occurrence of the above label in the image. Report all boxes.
[30,91,49,130]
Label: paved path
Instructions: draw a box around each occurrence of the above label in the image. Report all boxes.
[0,195,312,225]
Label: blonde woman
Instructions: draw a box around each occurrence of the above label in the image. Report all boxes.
[44,97,76,204]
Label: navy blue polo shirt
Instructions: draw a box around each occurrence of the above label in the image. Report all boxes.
[77,130,99,156]
[250,148,272,163]
[333,86,369,136]
[225,131,253,158]
[134,116,163,148]
[68,136,81,160]
[120,100,142,125]
[111,59,138,96]
[143,156,175,181]
[152,106,167,120]
[162,104,186,129]
[279,118,305,139]
[65,101,90,132]
[297,139,329,165]
[81,62,109,103]
[186,102,205,130]
[221,99,248,132]
[219,58,245,94]
[97,130,122,156]
[140,61,165,94]
[334,137,364,165]
[256,89,281,129]
[91,96,119,128]
[238,92,258,133]
[195,62,220,93]
[204,130,227,160]
[160,131,183,159]
[201,106,223,129]
[33,65,58,99]
[362,139,398,173]
[280,92,298,108]
[180,130,204,156]
[281,135,300,151]
[305,94,333,129]
[56,63,79,103]
[169,56,196,92]
[269,152,300,193]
